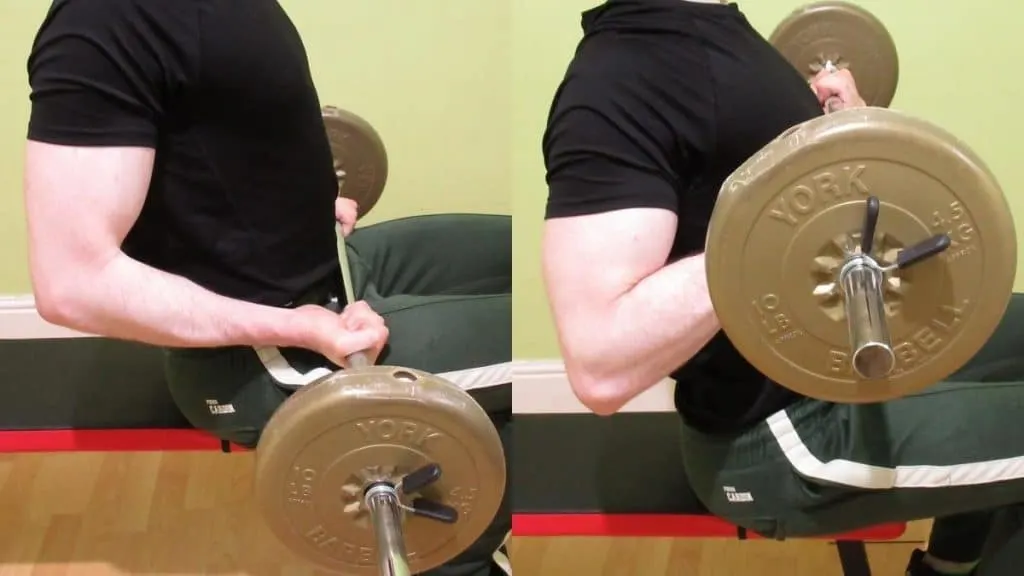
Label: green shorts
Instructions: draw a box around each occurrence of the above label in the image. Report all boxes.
[163,213,511,576]
[680,294,1024,540]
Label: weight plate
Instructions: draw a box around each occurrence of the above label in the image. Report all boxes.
[255,367,506,574]
[770,1,899,108]
[322,106,389,218]
[706,107,1016,403]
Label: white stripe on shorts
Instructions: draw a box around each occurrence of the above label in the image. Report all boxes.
[254,345,511,391]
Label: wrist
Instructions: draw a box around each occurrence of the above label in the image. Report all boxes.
[278,305,333,350]
[248,305,325,350]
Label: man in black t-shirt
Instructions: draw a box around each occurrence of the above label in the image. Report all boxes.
[542,1,1024,574]
[23,1,511,574]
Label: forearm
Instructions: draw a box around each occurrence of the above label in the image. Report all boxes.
[36,252,311,349]
[564,252,719,412]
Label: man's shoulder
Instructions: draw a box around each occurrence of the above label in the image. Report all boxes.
[28,0,203,88]
[548,32,715,136]
[32,0,201,45]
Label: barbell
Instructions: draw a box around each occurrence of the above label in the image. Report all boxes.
[323,105,390,218]
[253,106,506,575]
[706,2,1017,403]
[250,2,1016,570]
[770,1,899,108]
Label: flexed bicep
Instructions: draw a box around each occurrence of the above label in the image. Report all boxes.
[542,208,678,367]
[23,142,154,311]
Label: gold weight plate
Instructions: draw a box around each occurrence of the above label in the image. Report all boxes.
[322,106,389,218]
[770,1,899,108]
[255,367,506,575]
[706,107,1017,403]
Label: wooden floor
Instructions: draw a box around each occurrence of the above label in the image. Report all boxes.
[0,451,929,575]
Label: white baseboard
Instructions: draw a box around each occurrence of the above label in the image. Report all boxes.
[0,295,94,340]
[512,359,677,414]
[0,293,678,415]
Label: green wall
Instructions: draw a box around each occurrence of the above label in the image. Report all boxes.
[0,1,510,293]
[2,1,1022,360]
[511,0,1024,358]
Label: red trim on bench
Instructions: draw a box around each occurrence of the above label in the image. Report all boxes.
[512,514,907,540]
[0,428,238,452]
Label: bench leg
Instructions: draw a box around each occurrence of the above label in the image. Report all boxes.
[835,540,871,576]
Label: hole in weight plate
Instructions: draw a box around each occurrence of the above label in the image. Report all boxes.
[393,370,418,382]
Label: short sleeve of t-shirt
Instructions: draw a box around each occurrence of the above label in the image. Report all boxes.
[26,0,198,148]
[541,40,714,220]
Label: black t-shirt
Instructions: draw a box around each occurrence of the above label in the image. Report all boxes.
[543,0,825,434]
[26,0,339,306]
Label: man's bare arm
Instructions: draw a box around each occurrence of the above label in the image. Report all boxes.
[24,141,317,349]
[542,208,720,415]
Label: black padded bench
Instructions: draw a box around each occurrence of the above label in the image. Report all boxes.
[513,411,905,576]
